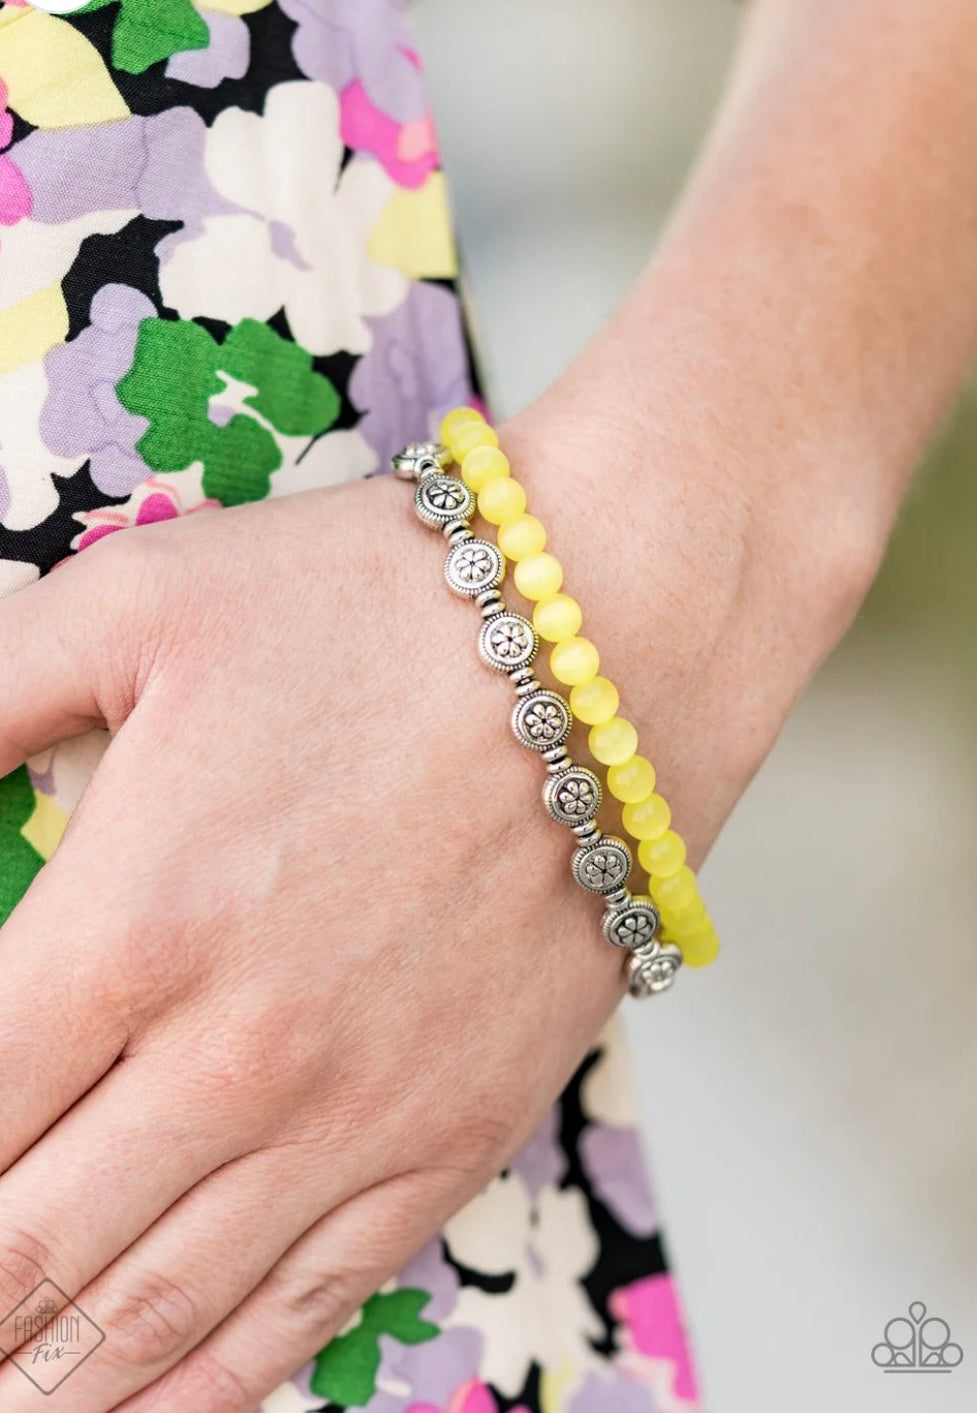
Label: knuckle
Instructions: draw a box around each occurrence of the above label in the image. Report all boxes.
[103,1271,199,1368]
[268,1259,359,1343]
[0,1225,63,1312]
[175,1350,251,1412]
[440,1109,515,1176]
[125,1349,250,1413]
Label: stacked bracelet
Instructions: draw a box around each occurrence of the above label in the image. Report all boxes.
[395,411,718,996]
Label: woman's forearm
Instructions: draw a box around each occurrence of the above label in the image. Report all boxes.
[498,0,977,855]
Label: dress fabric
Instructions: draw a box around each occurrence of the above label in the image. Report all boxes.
[0,2,699,1410]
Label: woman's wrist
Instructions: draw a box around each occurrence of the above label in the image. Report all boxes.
[494,360,881,862]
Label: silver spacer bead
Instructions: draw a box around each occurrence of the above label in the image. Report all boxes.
[479,612,539,673]
[545,755,571,779]
[571,835,632,895]
[477,586,504,612]
[627,941,683,998]
[603,886,630,908]
[509,665,536,689]
[514,677,541,698]
[603,897,661,951]
[443,520,474,543]
[573,819,601,842]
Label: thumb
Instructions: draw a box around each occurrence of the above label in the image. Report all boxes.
[0,535,150,777]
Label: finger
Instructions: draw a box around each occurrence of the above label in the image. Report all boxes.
[0,1142,349,1412]
[0,716,223,1176]
[0,825,135,1174]
[0,533,151,776]
[115,1170,460,1413]
[0,1022,273,1354]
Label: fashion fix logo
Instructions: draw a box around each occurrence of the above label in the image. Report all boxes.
[0,1278,105,1392]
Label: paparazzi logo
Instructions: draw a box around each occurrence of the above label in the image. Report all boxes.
[872,1301,963,1373]
[0,1279,105,1393]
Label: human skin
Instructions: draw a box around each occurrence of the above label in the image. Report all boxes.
[2,0,977,1408]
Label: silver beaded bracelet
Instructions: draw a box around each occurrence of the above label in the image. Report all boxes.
[393,441,683,998]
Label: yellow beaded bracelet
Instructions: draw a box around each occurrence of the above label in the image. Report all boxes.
[439,406,719,971]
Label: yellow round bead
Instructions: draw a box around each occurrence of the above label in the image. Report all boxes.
[498,514,546,560]
[606,755,656,804]
[570,676,619,725]
[681,927,720,968]
[534,594,582,643]
[478,476,527,526]
[623,792,672,841]
[451,420,498,462]
[550,636,600,687]
[440,406,484,444]
[461,445,510,493]
[588,716,638,766]
[514,552,564,601]
[654,865,698,912]
[640,829,687,877]
[660,910,706,944]
[658,894,706,929]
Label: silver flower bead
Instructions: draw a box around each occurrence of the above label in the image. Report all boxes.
[602,897,661,951]
[627,942,683,997]
[512,690,572,751]
[478,612,538,672]
[571,836,632,895]
[414,474,475,528]
[444,538,505,598]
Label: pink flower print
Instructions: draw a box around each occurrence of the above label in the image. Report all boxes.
[0,78,31,229]
[340,75,439,188]
[610,1273,699,1406]
[71,476,220,555]
[407,1380,531,1413]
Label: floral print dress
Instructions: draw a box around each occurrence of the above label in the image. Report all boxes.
[0,2,700,1410]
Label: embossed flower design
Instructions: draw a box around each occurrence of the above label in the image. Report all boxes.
[425,479,467,511]
[525,698,566,741]
[612,910,657,948]
[557,776,596,815]
[455,545,496,584]
[645,954,680,987]
[489,619,533,661]
[582,848,627,888]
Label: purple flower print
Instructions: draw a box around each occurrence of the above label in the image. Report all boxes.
[579,1121,658,1238]
[166,8,251,89]
[279,0,428,123]
[12,108,239,261]
[350,281,474,470]
[509,1104,568,1200]
[41,285,154,498]
[569,1371,666,1413]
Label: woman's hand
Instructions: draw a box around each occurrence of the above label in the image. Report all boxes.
[0,464,655,1412]
[0,381,874,1411]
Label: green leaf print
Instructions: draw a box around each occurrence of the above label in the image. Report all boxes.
[310,1288,439,1407]
[79,0,210,75]
[116,317,340,508]
[0,768,45,926]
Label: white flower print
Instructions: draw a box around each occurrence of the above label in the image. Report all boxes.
[442,1174,603,1399]
[160,80,407,356]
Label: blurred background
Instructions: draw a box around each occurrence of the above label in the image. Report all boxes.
[413,1,977,1409]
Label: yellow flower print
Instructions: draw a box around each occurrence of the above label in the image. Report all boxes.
[0,6,128,128]
[200,0,274,12]
[368,171,459,280]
